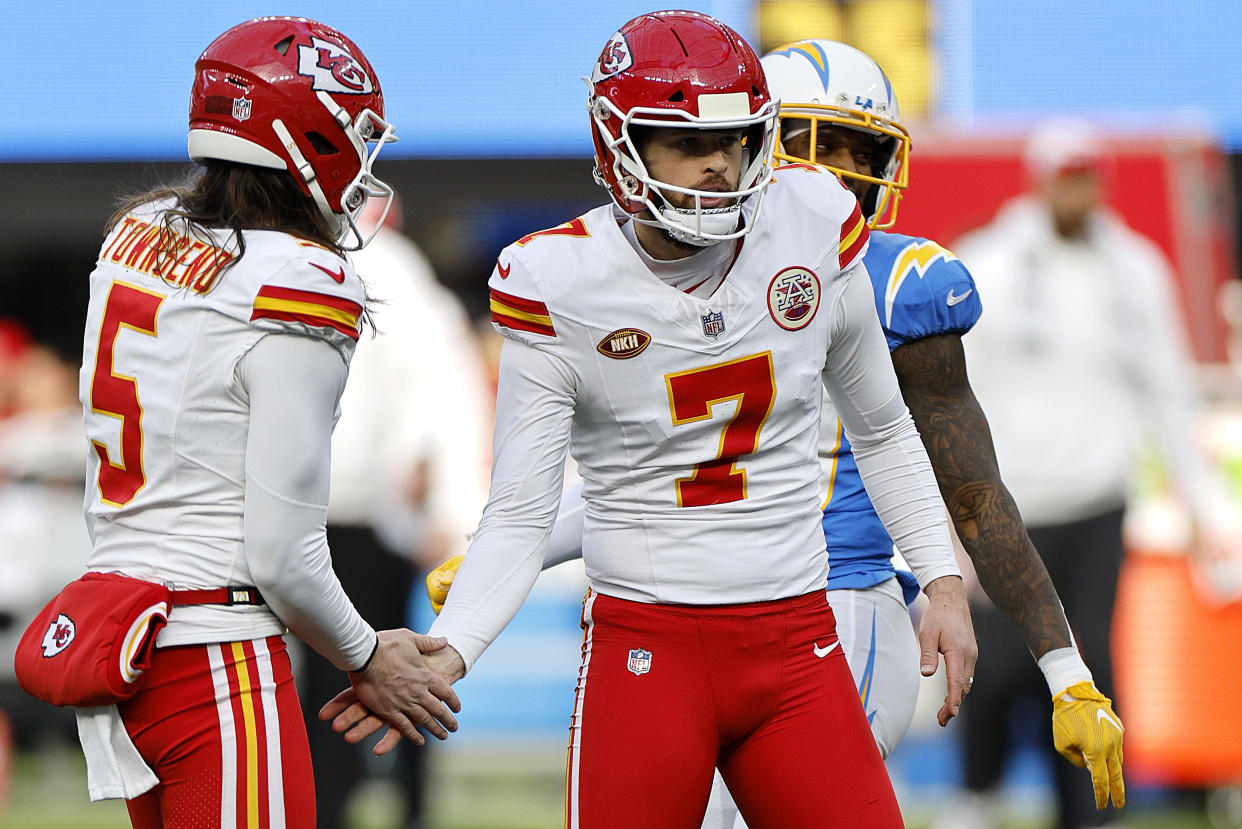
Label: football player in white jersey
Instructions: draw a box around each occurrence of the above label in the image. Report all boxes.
[327,12,972,828]
[425,39,1123,826]
[75,18,459,828]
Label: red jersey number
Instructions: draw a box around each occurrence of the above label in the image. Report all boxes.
[89,281,165,506]
[665,353,776,507]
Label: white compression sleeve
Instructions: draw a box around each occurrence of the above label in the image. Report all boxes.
[428,339,576,672]
[242,334,376,671]
[822,264,960,590]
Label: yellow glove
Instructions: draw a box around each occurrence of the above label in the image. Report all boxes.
[1052,680,1125,810]
[425,554,464,615]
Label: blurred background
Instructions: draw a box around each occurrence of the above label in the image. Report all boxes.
[3,0,1242,827]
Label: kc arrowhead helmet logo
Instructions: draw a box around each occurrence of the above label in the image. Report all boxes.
[297,36,374,95]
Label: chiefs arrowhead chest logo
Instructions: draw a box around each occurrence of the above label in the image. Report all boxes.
[597,327,650,359]
[41,613,76,657]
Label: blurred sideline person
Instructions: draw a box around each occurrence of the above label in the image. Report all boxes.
[427,39,1126,829]
[299,194,490,829]
[950,118,1210,829]
[330,12,976,827]
[62,18,459,827]
[0,333,89,809]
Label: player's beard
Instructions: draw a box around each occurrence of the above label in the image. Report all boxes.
[661,173,738,211]
[658,175,739,250]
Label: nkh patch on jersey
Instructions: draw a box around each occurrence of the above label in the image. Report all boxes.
[597,327,651,359]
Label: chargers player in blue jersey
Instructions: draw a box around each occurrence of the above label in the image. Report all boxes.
[761,39,980,760]
[754,37,1124,818]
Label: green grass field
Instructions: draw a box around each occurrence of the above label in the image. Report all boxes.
[0,744,1226,829]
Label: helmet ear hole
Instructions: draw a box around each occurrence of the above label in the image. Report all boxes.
[667,90,684,102]
[305,132,339,156]
[273,35,293,56]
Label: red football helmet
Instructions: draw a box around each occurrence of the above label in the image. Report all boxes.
[188,17,397,250]
[587,11,779,246]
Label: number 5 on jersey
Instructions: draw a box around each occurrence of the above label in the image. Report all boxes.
[665,352,775,507]
[89,281,165,506]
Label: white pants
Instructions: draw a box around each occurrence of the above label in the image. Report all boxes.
[702,577,920,829]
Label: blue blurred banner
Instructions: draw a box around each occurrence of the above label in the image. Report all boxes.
[937,0,1241,144]
[4,0,1241,161]
[0,0,752,161]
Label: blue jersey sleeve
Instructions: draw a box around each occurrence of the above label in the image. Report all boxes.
[863,231,983,351]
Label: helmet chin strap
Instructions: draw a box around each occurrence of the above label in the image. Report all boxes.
[640,185,742,247]
[650,206,740,247]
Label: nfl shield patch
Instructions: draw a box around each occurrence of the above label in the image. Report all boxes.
[232,97,252,122]
[701,310,725,339]
[627,647,652,676]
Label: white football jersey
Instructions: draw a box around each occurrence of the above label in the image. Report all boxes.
[489,165,869,604]
[79,198,364,640]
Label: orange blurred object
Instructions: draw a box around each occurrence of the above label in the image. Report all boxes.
[1113,551,1242,785]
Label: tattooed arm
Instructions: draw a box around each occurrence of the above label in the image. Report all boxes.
[893,332,1126,805]
[890,333,1071,657]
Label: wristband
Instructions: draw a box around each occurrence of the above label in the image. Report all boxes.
[352,633,380,674]
[1037,646,1093,697]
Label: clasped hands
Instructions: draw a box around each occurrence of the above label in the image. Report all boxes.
[319,628,466,756]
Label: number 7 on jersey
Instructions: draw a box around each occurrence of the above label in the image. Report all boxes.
[665,352,776,507]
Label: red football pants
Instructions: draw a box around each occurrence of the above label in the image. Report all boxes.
[566,590,903,829]
[118,635,314,828]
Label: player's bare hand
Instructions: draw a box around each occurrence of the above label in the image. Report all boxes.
[918,575,978,726]
[321,638,467,755]
[424,640,467,683]
[320,629,463,755]
[319,687,395,750]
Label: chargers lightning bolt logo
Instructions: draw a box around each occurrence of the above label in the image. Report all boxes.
[768,40,832,89]
[883,241,959,328]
